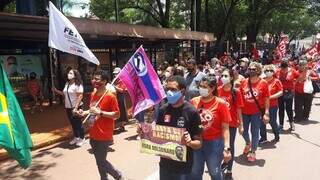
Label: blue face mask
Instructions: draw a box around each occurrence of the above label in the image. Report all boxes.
[166,90,182,105]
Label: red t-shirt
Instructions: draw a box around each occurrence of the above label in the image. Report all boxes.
[241,78,270,115]
[191,96,231,141]
[27,80,40,96]
[276,68,299,90]
[265,78,283,107]
[89,91,119,141]
[218,87,244,127]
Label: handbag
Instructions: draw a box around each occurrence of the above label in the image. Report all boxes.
[312,80,320,93]
[283,90,294,99]
[66,83,82,118]
[303,72,314,94]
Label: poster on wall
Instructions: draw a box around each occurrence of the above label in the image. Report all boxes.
[0,55,44,77]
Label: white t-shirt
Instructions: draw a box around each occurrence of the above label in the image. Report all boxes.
[63,82,84,108]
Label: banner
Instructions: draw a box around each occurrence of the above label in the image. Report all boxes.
[117,46,166,117]
[140,123,187,162]
[305,42,319,59]
[0,55,44,77]
[275,33,289,60]
[48,1,99,65]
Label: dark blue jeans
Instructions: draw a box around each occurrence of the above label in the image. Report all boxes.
[191,138,224,180]
[159,167,191,180]
[260,106,280,140]
[135,111,145,123]
[65,108,84,139]
[242,113,262,152]
[227,127,237,171]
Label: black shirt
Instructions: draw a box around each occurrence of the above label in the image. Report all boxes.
[157,101,202,173]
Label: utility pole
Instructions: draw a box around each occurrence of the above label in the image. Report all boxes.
[115,0,119,22]
[193,0,197,59]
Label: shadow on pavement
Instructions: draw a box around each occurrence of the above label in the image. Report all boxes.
[259,141,277,150]
[0,150,59,180]
[234,154,266,167]
[39,141,79,151]
[125,134,139,141]
[290,132,320,148]
[295,120,319,125]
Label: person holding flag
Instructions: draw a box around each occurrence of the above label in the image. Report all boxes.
[0,64,33,168]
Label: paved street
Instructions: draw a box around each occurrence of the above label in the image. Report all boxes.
[1,97,320,180]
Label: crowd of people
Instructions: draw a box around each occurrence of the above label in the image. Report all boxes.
[146,52,319,180]
[51,50,320,180]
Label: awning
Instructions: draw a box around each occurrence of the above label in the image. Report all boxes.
[0,12,215,42]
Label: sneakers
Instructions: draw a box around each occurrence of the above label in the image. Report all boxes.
[243,143,251,155]
[247,152,256,162]
[69,137,79,145]
[259,138,268,144]
[224,171,233,180]
[290,123,295,131]
[76,138,85,147]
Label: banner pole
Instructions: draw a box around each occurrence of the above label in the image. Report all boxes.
[49,48,55,100]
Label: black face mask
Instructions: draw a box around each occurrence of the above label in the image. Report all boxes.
[187,68,194,72]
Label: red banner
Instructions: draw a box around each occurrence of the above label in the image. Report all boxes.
[305,42,319,59]
[275,34,289,60]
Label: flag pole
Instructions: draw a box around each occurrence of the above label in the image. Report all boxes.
[49,48,56,100]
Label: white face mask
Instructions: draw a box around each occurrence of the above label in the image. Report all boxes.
[265,71,274,77]
[164,71,171,78]
[221,76,231,85]
[199,87,209,97]
[68,73,75,80]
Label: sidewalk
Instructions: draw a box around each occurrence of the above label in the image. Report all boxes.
[0,104,73,161]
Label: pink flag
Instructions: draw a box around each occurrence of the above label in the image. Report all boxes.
[117,46,166,117]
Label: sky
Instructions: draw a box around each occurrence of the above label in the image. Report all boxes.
[68,0,90,17]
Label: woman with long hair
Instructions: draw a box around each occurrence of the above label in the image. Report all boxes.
[53,69,85,147]
[218,68,244,179]
[190,75,232,180]
[240,62,270,162]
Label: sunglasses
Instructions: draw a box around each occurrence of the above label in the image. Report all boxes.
[248,68,257,71]
[221,75,229,78]
[265,70,274,73]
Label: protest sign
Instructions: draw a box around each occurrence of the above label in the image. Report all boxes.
[140,123,187,162]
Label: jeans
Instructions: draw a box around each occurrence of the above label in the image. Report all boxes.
[159,167,191,180]
[66,108,84,139]
[294,93,313,121]
[135,111,145,123]
[260,106,280,140]
[191,138,224,180]
[278,95,294,126]
[242,113,262,152]
[227,127,237,171]
[89,139,122,180]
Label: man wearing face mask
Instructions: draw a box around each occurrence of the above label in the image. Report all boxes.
[79,70,124,180]
[156,75,203,180]
[185,59,206,100]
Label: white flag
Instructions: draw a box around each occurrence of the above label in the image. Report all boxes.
[48,2,99,65]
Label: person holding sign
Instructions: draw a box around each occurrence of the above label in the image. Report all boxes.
[190,75,232,180]
[154,75,203,180]
[78,70,123,180]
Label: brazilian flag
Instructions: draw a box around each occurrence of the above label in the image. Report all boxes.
[0,64,33,168]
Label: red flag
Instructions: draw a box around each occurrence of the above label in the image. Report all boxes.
[275,33,289,60]
[305,42,319,59]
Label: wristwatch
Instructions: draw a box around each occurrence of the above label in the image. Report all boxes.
[100,111,103,116]
[224,147,231,152]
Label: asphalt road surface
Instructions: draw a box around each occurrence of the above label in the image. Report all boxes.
[1,97,320,180]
